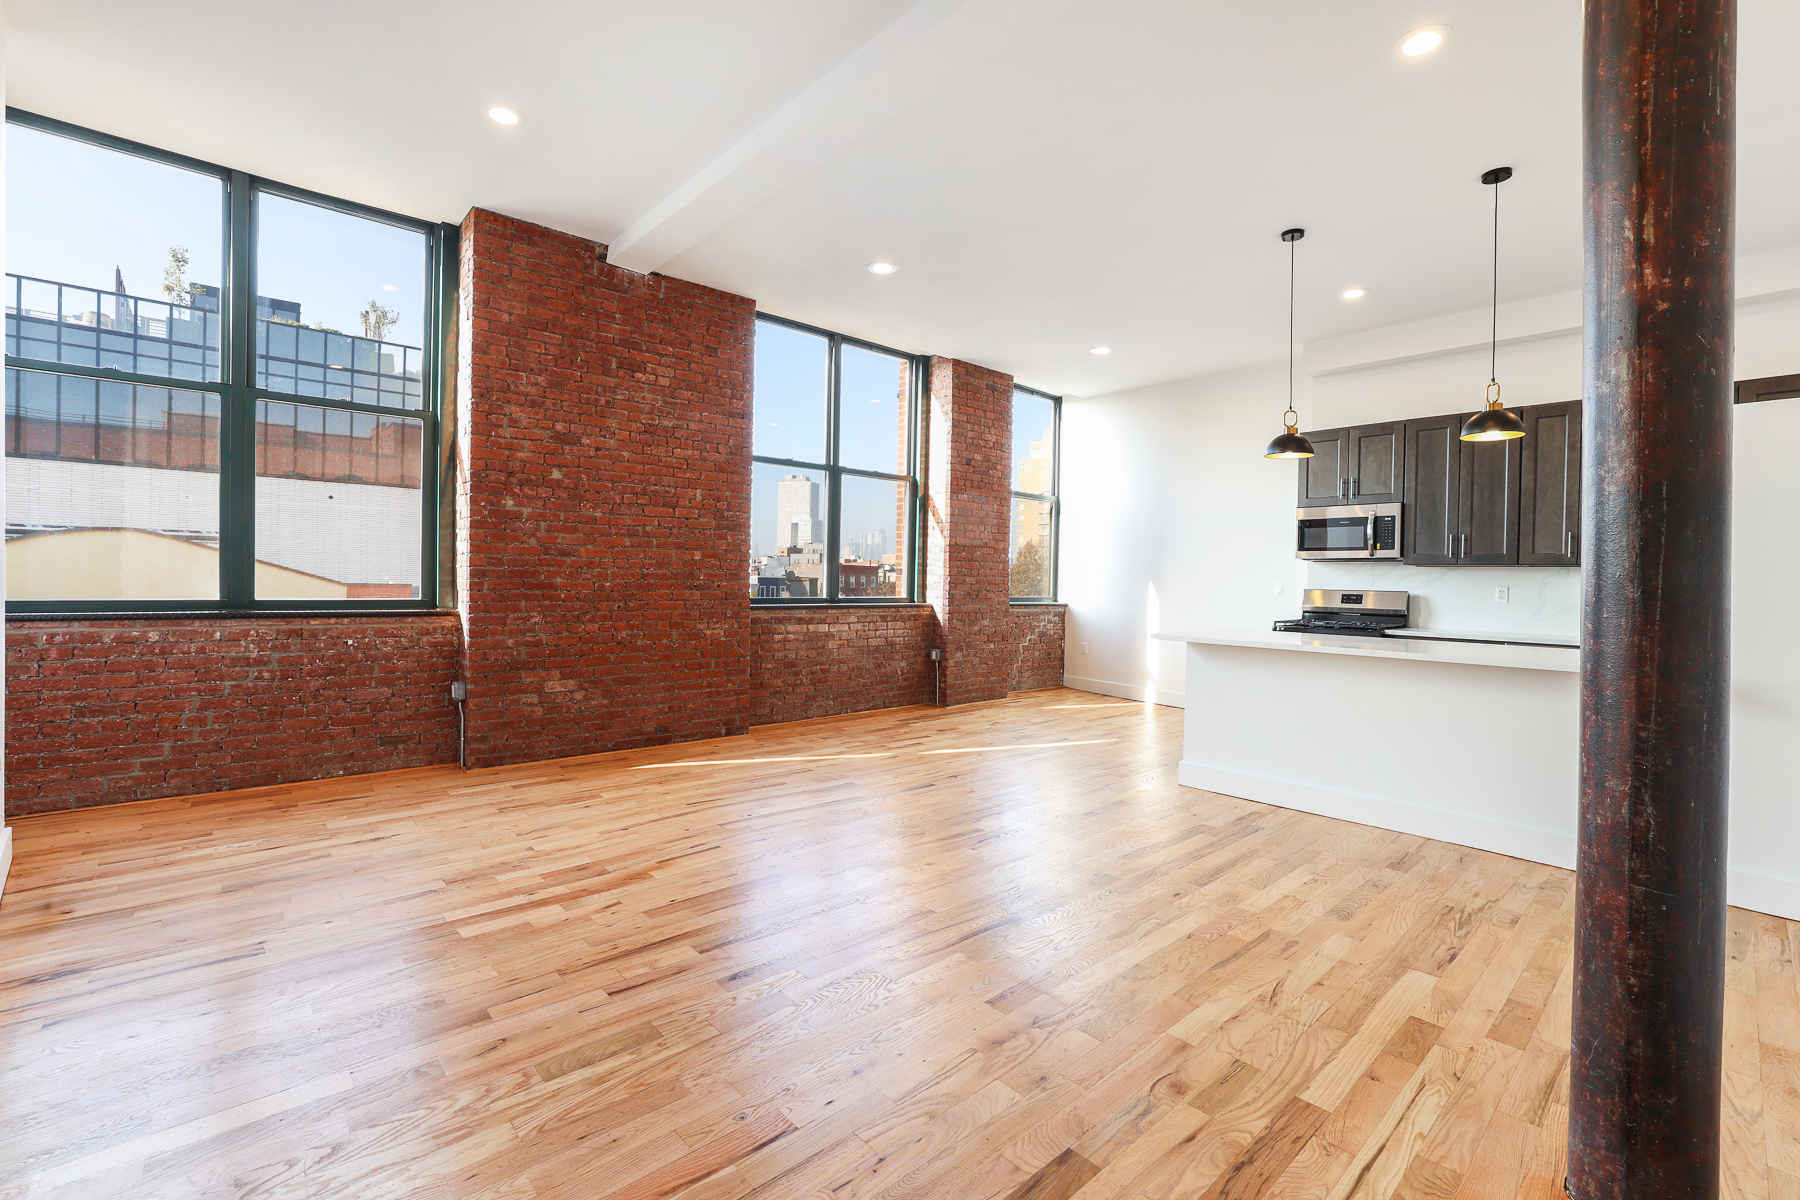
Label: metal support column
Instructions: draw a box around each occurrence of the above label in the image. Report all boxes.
[1571,0,1736,1196]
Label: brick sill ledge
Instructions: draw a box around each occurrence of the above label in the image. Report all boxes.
[6,609,459,622]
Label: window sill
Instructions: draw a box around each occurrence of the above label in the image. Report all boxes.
[750,600,930,609]
[6,608,458,622]
[1009,600,1066,607]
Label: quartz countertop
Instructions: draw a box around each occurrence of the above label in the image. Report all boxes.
[1154,628,1580,673]
[1388,627,1579,649]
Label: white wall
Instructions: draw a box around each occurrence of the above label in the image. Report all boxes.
[1060,359,1310,705]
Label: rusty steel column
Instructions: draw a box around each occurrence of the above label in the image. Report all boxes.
[1572,0,1736,1197]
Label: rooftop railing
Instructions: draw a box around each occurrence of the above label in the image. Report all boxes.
[5,273,425,409]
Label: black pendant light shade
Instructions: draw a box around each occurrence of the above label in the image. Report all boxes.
[1460,167,1526,442]
[1265,427,1315,458]
[1462,385,1528,442]
[1265,228,1315,459]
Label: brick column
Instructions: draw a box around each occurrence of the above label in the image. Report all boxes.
[924,356,1014,705]
[457,209,756,767]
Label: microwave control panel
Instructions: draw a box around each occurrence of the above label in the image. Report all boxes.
[1373,515,1397,551]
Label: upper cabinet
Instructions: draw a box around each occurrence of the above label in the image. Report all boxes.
[1298,429,1349,505]
[1295,422,1403,507]
[1400,415,1461,564]
[1518,401,1582,566]
[1305,401,1580,567]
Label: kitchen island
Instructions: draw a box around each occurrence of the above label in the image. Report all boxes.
[1155,629,1581,871]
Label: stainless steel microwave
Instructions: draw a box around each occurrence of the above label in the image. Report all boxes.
[1296,502,1402,560]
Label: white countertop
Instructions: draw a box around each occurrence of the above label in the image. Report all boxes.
[1390,627,1579,649]
[1155,628,1580,673]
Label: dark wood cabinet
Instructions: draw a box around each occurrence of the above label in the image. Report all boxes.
[1518,401,1582,566]
[1306,402,1579,567]
[1459,434,1524,565]
[1347,422,1403,504]
[1401,412,1525,565]
[1297,429,1349,505]
[1295,422,1403,507]
[1402,415,1462,563]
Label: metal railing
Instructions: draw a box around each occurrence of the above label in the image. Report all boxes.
[5,273,424,408]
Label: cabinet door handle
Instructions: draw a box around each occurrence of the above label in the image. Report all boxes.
[1350,476,1360,498]
[1461,533,1469,558]
[1339,477,1348,500]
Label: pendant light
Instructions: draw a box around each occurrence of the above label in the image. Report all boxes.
[1460,167,1527,442]
[1264,228,1314,459]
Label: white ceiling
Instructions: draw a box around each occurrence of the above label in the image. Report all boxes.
[9,0,1797,397]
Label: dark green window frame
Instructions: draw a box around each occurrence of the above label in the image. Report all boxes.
[1010,385,1061,603]
[751,313,925,605]
[4,107,455,615]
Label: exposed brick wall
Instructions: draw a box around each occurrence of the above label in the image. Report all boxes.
[924,356,1016,705]
[4,615,459,815]
[457,209,756,767]
[748,606,934,725]
[1008,604,1066,692]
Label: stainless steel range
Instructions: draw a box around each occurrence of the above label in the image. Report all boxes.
[1273,589,1410,636]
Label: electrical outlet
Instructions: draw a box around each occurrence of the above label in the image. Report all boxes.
[1272,582,1285,596]
[1494,587,1510,603]
[1081,642,1090,655]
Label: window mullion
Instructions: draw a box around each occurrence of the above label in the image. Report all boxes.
[218,170,258,606]
[825,335,842,603]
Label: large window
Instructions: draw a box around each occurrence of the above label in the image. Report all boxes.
[5,110,449,611]
[750,315,920,602]
[1010,387,1060,600]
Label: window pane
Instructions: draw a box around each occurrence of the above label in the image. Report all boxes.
[750,462,826,598]
[6,367,221,599]
[255,401,423,599]
[753,320,827,464]
[255,193,427,409]
[5,124,224,382]
[839,474,908,598]
[838,345,910,474]
[1013,391,1056,494]
[1010,496,1054,598]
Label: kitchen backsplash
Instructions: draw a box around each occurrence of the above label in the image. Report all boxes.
[1306,562,1581,639]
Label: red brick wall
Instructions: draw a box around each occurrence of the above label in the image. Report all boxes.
[924,356,1016,705]
[4,615,459,815]
[457,209,756,767]
[1008,604,1066,692]
[748,606,934,725]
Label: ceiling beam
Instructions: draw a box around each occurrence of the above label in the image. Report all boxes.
[605,0,1081,274]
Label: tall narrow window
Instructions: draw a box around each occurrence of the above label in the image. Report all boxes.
[1010,387,1059,600]
[749,315,919,602]
[5,109,446,611]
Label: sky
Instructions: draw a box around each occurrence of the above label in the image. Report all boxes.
[7,124,426,347]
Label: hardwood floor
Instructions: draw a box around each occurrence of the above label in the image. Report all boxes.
[0,688,1791,1200]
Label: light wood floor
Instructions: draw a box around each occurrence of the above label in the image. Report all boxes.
[0,689,1791,1200]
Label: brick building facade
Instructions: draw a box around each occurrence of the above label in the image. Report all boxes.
[4,210,1064,814]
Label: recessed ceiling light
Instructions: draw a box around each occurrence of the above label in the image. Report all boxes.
[1090,346,1112,355]
[867,261,898,275]
[487,105,521,126]
[1399,26,1448,56]
[1342,288,1368,300]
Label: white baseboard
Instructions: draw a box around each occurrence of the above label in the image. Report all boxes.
[1063,675,1186,708]
[0,826,12,907]
[1178,761,1800,921]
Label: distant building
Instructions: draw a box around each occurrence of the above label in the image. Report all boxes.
[775,474,821,552]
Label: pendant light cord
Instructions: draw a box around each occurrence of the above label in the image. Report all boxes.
[1288,235,1296,415]
[1490,178,1500,386]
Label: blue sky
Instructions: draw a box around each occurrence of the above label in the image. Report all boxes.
[7,124,426,345]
